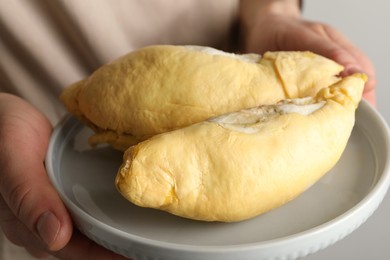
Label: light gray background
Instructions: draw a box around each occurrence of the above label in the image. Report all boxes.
[302,1,390,259]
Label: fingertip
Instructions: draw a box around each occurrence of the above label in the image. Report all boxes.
[28,184,73,251]
[35,207,73,251]
[52,214,73,252]
[36,211,61,251]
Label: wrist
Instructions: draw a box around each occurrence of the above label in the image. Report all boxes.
[239,0,301,29]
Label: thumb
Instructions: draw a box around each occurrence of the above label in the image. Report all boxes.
[0,94,72,251]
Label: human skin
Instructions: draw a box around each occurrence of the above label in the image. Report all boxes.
[0,0,376,259]
[239,0,376,105]
[0,93,128,259]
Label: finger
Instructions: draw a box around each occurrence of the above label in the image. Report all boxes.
[322,25,375,71]
[341,66,377,106]
[53,229,130,260]
[25,247,51,259]
[0,95,73,251]
[0,196,50,257]
[299,26,360,70]
[0,126,72,251]
[313,40,376,106]
[0,195,26,246]
[1,195,128,260]
[322,25,377,94]
[284,22,376,106]
[276,20,362,73]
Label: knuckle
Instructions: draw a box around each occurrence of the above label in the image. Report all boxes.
[325,48,357,70]
[6,180,33,220]
[0,207,25,247]
[327,48,349,61]
[306,21,336,39]
[306,21,327,33]
[0,195,15,222]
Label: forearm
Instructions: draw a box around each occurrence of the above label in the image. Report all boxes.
[239,0,301,29]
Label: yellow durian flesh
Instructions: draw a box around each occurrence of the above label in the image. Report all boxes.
[115,74,366,222]
[60,45,343,150]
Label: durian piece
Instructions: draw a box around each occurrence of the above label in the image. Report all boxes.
[60,45,343,150]
[115,74,366,222]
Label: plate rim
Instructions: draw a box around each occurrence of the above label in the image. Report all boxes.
[46,100,390,258]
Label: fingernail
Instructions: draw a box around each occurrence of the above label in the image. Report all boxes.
[36,211,60,248]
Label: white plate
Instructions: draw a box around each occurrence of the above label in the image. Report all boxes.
[46,100,390,260]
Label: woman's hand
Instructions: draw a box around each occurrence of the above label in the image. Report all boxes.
[239,0,376,105]
[0,93,128,259]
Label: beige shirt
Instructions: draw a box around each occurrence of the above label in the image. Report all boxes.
[0,0,238,124]
[0,0,238,259]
